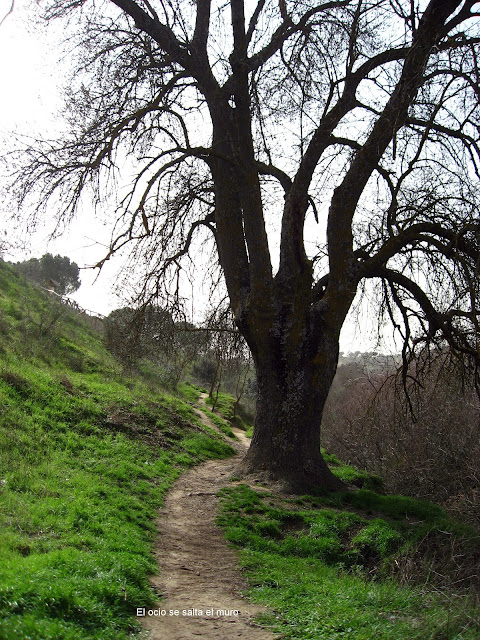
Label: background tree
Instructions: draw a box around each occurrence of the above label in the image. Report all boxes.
[104,306,148,370]
[15,253,81,295]
[163,319,209,386]
[6,0,480,490]
[104,304,207,383]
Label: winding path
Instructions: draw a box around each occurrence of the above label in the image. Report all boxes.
[141,397,276,640]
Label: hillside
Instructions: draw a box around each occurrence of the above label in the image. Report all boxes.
[0,260,235,639]
[1,259,479,640]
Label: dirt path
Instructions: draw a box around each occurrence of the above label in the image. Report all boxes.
[140,396,277,640]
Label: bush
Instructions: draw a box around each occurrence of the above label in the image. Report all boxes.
[322,351,480,527]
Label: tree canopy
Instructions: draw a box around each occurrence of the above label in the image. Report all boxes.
[5,0,480,489]
[15,253,81,295]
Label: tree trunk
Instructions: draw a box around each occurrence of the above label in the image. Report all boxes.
[239,325,346,493]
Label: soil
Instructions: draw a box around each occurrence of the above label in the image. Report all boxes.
[140,395,278,640]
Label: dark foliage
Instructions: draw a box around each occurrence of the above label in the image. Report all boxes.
[14,253,81,295]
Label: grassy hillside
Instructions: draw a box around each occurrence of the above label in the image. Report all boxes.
[0,260,235,639]
[214,457,480,639]
[218,483,480,639]
[2,259,479,640]
[186,367,480,638]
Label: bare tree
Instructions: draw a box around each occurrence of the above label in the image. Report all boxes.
[5,0,480,490]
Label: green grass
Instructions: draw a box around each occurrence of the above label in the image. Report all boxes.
[239,552,479,640]
[201,408,237,438]
[205,391,235,419]
[217,484,480,639]
[0,260,235,639]
[322,451,383,491]
[178,383,241,438]
[4,259,478,639]
[204,389,254,433]
[177,381,204,403]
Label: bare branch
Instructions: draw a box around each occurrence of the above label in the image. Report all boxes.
[0,0,14,26]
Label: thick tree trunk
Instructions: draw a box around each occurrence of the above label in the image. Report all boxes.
[206,77,351,495]
[239,327,346,493]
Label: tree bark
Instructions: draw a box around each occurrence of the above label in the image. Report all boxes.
[239,314,346,492]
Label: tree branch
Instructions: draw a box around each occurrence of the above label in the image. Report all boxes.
[0,0,14,26]
[192,0,211,54]
[361,221,480,273]
[327,0,464,292]
[109,0,191,69]
[367,265,479,361]
[255,160,292,193]
[246,0,267,48]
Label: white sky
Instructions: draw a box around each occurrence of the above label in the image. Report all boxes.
[0,0,388,353]
[0,0,125,315]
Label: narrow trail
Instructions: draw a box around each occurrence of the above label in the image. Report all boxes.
[141,395,277,640]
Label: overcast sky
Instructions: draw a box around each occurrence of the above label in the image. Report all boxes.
[0,0,390,353]
[0,0,126,315]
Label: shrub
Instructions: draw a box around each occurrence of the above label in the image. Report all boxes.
[322,351,480,527]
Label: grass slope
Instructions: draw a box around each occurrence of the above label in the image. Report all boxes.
[206,393,480,640]
[218,484,480,639]
[0,261,235,640]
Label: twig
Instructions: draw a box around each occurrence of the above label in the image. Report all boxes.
[0,0,14,27]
